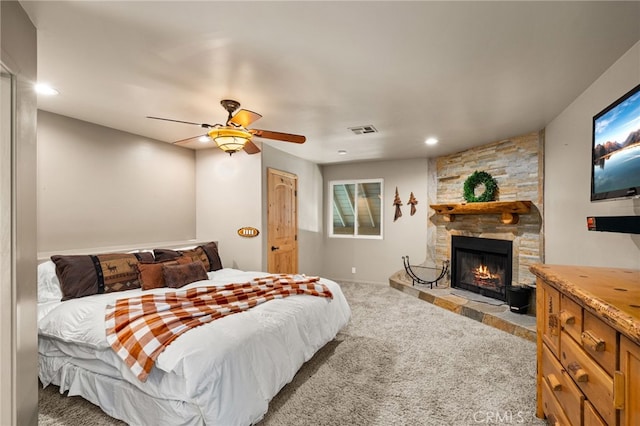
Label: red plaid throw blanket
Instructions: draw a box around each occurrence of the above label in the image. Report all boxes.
[105,274,332,381]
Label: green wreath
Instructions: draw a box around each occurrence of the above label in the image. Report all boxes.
[463,171,498,203]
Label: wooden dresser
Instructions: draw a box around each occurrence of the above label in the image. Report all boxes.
[530,264,640,426]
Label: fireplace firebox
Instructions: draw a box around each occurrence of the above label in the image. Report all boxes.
[450,236,512,302]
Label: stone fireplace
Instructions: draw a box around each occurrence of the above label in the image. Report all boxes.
[427,131,544,290]
[388,130,543,336]
[450,236,513,301]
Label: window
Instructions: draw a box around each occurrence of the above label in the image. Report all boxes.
[329,179,383,238]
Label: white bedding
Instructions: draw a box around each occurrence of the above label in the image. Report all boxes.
[38,268,351,425]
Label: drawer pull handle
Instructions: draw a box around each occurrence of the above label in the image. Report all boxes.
[548,313,559,336]
[559,311,575,326]
[581,330,605,352]
[546,373,562,391]
[567,362,588,382]
[614,371,625,409]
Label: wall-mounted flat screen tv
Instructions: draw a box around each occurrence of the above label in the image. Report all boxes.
[591,83,640,201]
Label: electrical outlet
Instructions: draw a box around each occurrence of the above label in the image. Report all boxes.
[351,267,356,274]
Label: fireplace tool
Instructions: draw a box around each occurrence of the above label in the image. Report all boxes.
[402,256,449,289]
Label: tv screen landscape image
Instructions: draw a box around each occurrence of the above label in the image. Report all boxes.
[591,83,640,201]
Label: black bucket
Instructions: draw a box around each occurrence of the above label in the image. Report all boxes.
[507,286,531,314]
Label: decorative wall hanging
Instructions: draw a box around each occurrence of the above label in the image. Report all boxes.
[407,192,418,216]
[237,227,260,238]
[393,187,403,221]
[463,171,498,203]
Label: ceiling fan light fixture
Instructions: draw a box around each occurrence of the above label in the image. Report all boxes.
[208,127,252,154]
[148,99,305,155]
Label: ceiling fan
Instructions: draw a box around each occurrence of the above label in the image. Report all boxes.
[147,100,306,155]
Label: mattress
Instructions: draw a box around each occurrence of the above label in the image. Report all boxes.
[38,268,351,425]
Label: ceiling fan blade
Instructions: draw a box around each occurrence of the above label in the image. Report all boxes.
[172,134,205,144]
[243,140,261,154]
[228,109,262,128]
[147,116,213,128]
[250,129,306,144]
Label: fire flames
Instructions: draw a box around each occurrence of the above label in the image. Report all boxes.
[472,264,501,288]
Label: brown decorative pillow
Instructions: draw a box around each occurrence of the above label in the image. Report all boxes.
[153,248,181,262]
[162,261,208,289]
[176,256,195,265]
[133,251,155,263]
[200,241,223,271]
[154,242,222,272]
[181,247,211,271]
[51,255,100,300]
[52,253,142,300]
[137,260,179,290]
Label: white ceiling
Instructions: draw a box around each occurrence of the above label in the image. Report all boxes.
[20,1,640,165]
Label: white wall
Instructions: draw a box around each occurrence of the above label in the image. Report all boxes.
[37,111,196,253]
[545,40,640,269]
[322,158,429,284]
[195,149,263,271]
[261,144,324,275]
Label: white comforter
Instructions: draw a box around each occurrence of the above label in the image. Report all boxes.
[38,268,351,425]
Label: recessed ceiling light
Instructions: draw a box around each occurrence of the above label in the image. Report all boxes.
[198,135,210,143]
[425,137,438,146]
[338,150,347,155]
[34,83,59,96]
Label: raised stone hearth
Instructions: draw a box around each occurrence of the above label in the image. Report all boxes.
[389,270,536,342]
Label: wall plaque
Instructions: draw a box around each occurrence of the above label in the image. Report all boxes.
[237,227,260,238]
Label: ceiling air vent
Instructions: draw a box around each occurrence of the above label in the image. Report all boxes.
[348,125,378,135]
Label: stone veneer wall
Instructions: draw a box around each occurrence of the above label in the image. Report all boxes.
[428,131,544,287]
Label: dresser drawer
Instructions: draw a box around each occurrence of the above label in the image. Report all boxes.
[619,335,640,426]
[560,331,614,425]
[583,400,607,426]
[539,280,561,357]
[560,294,582,343]
[541,377,573,426]
[541,345,583,424]
[582,310,616,376]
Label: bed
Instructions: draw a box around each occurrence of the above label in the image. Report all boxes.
[37,243,351,425]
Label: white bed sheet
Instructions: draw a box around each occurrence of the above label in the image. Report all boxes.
[38,268,351,425]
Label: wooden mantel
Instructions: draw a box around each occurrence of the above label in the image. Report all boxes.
[430,200,533,225]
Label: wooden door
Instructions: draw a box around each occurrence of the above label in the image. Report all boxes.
[267,168,298,274]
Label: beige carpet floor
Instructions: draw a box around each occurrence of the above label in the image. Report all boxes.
[39,281,546,425]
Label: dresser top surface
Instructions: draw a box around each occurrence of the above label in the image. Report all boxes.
[530,264,640,345]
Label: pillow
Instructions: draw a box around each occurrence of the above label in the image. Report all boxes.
[176,256,196,265]
[38,260,63,303]
[153,241,222,272]
[127,249,155,262]
[162,261,208,289]
[200,241,223,271]
[154,248,207,266]
[52,253,142,300]
[137,260,176,290]
[182,247,212,270]
[153,248,181,262]
[133,251,154,263]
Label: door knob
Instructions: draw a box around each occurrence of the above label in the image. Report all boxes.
[271,246,280,251]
